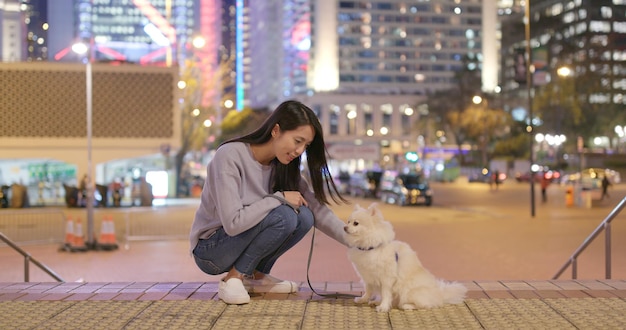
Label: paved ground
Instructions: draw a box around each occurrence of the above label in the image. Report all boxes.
[1,280,625,329]
[1,181,626,328]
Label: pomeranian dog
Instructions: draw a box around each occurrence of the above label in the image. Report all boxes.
[343,203,467,312]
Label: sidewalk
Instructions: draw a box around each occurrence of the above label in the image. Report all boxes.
[1,280,626,329]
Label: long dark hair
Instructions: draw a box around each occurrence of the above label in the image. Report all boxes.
[224,100,347,205]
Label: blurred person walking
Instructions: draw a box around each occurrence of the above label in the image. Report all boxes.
[601,176,611,200]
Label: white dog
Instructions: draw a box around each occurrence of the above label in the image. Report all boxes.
[343,203,467,312]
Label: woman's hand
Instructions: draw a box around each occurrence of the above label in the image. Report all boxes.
[283,191,308,208]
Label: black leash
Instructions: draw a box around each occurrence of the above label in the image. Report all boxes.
[305,222,359,299]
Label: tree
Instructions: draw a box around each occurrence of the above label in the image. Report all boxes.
[492,120,530,160]
[218,107,271,144]
[173,55,235,197]
[419,56,482,165]
[452,100,511,167]
[532,71,582,153]
[532,67,622,154]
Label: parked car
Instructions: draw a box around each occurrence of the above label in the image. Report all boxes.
[379,171,433,206]
[348,170,382,198]
[468,168,507,184]
[334,171,351,194]
[515,170,560,183]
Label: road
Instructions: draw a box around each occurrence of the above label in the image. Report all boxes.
[280,179,626,282]
[1,179,625,283]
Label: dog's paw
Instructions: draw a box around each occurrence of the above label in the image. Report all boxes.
[400,303,416,310]
[354,296,369,304]
[376,304,391,313]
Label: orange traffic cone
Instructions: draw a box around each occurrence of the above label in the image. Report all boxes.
[107,216,118,248]
[71,218,88,252]
[60,216,75,251]
[98,215,118,250]
[98,215,109,245]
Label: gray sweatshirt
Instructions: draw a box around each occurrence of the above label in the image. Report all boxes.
[189,142,348,254]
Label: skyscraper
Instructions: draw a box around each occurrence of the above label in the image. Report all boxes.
[54,0,197,66]
[500,0,626,120]
[1,0,25,62]
[309,0,489,96]
[301,0,497,171]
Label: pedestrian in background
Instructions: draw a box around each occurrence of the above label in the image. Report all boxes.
[494,170,501,191]
[601,176,611,200]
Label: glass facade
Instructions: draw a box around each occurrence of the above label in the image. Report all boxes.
[282,0,310,98]
[22,0,49,61]
[332,0,483,95]
[77,0,196,65]
[522,0,626,105]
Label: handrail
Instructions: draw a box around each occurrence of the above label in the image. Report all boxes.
[552,196,626,279]
[0,232,65,282]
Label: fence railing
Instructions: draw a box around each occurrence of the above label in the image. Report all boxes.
[0,209,66,245]
[123,208,191,249]
[0,206,193,250]
[553,196,625,279]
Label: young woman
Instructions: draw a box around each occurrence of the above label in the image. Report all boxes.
[189,100,348,304]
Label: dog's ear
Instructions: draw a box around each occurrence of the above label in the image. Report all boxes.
[368,203,380,217]
[353,204,362,211]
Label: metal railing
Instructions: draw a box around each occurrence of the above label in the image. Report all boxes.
[553,196,625,279]
[0,232,64,282]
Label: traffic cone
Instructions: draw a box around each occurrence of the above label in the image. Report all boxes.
[98,215,118,251]
[107,216,118,248]
[60,216,75,251]
[71,218,88,252]
[98,215,109,245]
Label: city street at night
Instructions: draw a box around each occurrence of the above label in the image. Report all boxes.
[2,179,624,283]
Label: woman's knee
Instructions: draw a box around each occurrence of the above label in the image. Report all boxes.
[265,204,299,232]
[193,254,223,275]
[298,206,314,229]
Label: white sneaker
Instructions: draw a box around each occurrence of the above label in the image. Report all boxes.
[243,273,299,293]
[218,278,250,304]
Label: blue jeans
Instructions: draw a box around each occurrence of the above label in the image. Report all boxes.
[192,204,314,276]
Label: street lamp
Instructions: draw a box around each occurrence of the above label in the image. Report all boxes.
[524,2,536,217]
[472,95,483,105]
[557,66,572,78]
[72,41,95,248]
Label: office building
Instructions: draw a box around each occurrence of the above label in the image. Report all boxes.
[302,0,496,172]
[0,0,24,62]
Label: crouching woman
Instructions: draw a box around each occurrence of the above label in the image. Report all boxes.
[189,100,348,304]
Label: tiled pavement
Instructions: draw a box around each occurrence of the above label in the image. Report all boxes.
[1,280,626,329]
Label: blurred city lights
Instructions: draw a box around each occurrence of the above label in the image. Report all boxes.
[71,42,88,55]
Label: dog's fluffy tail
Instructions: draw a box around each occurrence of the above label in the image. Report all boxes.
[438,280,467,304]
